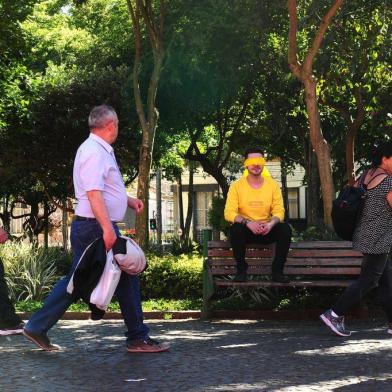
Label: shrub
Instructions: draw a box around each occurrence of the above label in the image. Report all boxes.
[168,235,200,256]
[1,243,73,301]
[1,243,61,301]
[1,242,203,302]
[208,195,230,236]
[140,253,203,299]
[292,225,341,241]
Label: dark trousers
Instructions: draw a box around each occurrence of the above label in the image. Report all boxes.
[333,252,392,321]
[0,258,21,328]
[229,222,292,274]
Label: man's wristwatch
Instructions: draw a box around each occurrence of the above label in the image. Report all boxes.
[241,218,250,226]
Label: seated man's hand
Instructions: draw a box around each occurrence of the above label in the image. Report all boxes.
[259,221,274,235]
[246,221,264,235]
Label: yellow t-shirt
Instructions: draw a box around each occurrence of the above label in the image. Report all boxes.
[224,176,285,223]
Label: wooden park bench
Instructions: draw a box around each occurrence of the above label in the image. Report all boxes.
[202,238,363,318]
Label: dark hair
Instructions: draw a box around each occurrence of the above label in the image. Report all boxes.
[244,147,264,159]
[371,141,392,167]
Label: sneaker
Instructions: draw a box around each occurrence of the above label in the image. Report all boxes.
[126,337,170,353]
[320,309,351,337]
[387,325,392,335]
[0,322,25,336]
[23,328,60,351]
[233,272,247,282]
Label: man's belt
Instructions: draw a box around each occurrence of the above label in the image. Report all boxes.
[74,215,96,221]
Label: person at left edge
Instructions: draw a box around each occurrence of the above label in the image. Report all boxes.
[23,104,169,353]
[0,227,24,336]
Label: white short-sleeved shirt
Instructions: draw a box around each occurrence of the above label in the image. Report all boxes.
[73,133,128,222]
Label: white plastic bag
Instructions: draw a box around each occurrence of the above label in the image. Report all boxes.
[90,250,121,311]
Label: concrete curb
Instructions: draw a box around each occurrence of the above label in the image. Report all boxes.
[17,307,377,321]
[18,310,201,320]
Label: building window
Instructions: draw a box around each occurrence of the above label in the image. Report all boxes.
[287,188,299,219]
[165,200,174,234]
[195,191,213,229]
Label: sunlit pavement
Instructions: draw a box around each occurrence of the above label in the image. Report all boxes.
[1,318,392,391]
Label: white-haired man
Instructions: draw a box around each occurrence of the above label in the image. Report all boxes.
[23,105,169,353]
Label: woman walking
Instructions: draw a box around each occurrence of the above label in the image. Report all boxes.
[321,141,392,336]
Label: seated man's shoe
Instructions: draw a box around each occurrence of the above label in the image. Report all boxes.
[23,328,60,351]
[0,321,25,336]
[233,272,247,282]
[272,272,290,283]
[126,337,170,353]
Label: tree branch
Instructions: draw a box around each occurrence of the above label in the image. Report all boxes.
[303,0,343,73]
[287,0,302,79]
[126,0,148,130]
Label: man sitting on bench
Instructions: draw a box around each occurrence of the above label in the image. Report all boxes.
[224,147,292,283]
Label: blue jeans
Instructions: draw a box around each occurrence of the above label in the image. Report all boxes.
[25,220,149,341]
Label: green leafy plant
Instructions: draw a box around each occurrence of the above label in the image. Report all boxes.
[208,195,230,236]
[292,225,341,241]
[2,244,59,301]
[168,235,200,256]
[141,253,203,299]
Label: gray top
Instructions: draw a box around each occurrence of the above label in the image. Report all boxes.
[352,175,392,254]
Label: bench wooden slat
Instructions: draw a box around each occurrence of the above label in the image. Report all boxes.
[288,249,361,257]
[209,249,361,258]
[211,267,361,275]
[215,280,354,288]
[208,240,354,249]
[209,258,363,267]
[208,249,274,257]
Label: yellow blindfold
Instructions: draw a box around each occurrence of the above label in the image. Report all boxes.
[244,157,266,167]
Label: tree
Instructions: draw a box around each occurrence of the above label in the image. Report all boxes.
[288,0,343,227]
[319,1,391,184]
[126,0,166,247]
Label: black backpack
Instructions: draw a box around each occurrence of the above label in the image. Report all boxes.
[331,172,367,241]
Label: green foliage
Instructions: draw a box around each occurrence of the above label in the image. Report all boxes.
[167,235,200,256]
[1,242,61,301]
[1,241,202,302]
[208,195,230,236]
[292,225,341,241]
[15,297,203,312]
[141,253,203,299]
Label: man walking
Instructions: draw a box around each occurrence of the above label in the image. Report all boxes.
[23,105,169,352]
[224,148,292,283]
[0,227,24,335]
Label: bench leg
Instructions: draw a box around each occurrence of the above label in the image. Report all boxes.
[202,258,214,320]
[201,297,211,320]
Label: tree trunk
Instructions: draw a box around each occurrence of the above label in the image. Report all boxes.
[307,145,321,227]
[156,168,162,247]
[177,175,184,234]
[183,164,194,242]
[135,144,152,246]
[280,160,289,222]
[0,196,11,233]
[44,200,49,248]
[303,78,335,227]
[62,199,68,250]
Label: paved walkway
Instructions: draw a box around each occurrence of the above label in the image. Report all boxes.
[1,318,392,391]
